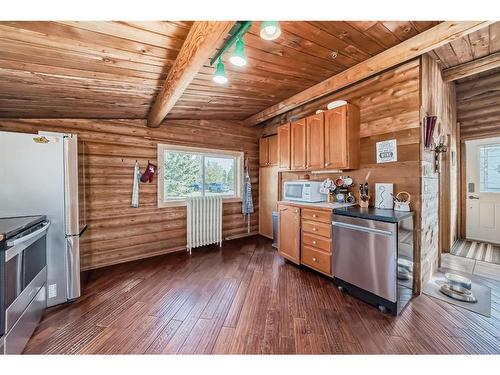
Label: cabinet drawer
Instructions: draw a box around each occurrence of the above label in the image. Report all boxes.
[301,209,331,223]
[302,232,331,253]
[301,246,331,275]
[302,220,331,238]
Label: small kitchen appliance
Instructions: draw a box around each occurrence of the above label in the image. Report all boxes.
[283,180,326,203]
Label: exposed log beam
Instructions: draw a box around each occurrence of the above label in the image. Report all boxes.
[443,52,500,82]
[147,21,235,127]
[245,21,494,126]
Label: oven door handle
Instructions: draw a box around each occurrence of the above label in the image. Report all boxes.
[332,221,393,236]
[6,221,51,247]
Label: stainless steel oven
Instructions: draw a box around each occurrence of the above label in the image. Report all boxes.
[1,216,49,354]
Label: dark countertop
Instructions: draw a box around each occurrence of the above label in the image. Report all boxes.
[333,206,413,223]
[0,215,46,241]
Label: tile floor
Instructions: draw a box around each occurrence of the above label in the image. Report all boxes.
[441,253,500,281]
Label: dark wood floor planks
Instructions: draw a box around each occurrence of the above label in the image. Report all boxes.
[24,236,500,355]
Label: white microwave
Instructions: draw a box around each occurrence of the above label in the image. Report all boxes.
[283,180,326,203]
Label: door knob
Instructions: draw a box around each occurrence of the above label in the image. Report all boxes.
[468,195,480,200]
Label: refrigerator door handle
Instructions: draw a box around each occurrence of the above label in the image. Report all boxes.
[66,236,81,300]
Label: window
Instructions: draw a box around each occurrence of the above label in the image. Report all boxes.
[479,144,500,193]
[157,144,243,207]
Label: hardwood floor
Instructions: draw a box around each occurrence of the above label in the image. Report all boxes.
[25,236,500,354]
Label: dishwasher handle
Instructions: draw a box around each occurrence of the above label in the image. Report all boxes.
[332,221,393,236]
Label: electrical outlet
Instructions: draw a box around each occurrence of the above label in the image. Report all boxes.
[48,284,57,299]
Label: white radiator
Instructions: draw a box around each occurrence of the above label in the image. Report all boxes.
[186,196,223,253]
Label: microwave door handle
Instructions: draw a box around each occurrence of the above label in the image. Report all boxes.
[6,221,51,247]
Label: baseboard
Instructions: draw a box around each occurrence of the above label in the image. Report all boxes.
[224,231,259,241]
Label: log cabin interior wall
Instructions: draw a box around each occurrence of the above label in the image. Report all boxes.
[0,119,260,270]
[261,59,424,291]
[419,54,457,286]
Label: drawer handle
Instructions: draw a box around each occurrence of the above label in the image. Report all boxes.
[312,228,317,231]
[312,214,318,218]
[312,257,318,262]
[312,240,317,245]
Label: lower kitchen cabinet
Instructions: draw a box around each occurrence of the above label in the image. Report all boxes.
[278,204,301,264]
[278,203,333,275]
[301,245,331,275]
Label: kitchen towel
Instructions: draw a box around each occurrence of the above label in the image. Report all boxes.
[242,158,254,232]
[131,161,141,208]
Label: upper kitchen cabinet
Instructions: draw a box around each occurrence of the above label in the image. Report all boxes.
[324,104,360,170]
[306,112,325,170]
[277,123,291,170]
[259,135,278,167]
[291,118,307,170]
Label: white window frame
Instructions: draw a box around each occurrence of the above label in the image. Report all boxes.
[157,143,244,208]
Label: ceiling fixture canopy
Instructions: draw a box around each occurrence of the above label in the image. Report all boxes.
[212,58,228,84]
[229,37,247,67]
[260,21,281,40]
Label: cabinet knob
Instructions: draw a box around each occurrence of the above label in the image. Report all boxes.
[312,227,317,231]
[295,209,299,213]
[312,214,317,218]
[312,257,317,262]
[325,162,330,166]
[312,240,317,245]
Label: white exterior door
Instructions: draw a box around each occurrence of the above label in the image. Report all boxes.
[466,137,500,244]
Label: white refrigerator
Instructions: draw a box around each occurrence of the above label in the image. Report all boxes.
[0,131,87,307]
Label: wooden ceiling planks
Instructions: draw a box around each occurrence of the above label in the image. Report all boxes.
[0,21,192,118]
[432,21,500,68]
[167,21,440,120]
[0,21,440,120]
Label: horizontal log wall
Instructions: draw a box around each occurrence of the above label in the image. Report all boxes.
[456,68,500,140]
[0,119,260,270]
[263,59,423,291]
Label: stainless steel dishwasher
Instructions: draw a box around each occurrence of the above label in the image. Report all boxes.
[332,212,414,315]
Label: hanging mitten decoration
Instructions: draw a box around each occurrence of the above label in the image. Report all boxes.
[140,161,157,183]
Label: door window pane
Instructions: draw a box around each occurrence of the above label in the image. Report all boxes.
[479,144,500,193]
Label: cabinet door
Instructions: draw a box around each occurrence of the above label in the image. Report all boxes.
[278,205,301,264]
[277,123,291,169]
[306,113,325,169]
[259,137,269,167]
[291,118,306,170]
[267,135,278,166]
[324,105,348,169]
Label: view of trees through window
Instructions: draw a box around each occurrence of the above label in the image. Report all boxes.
[164,150,236,200]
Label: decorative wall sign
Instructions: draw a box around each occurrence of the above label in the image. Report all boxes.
[376,139,397,163]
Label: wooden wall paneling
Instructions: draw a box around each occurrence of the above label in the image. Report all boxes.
[262,60,422,290]
[0,118,260,271]
[456,68,500,140]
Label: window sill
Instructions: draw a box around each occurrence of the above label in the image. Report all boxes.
[158,197,242,208]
